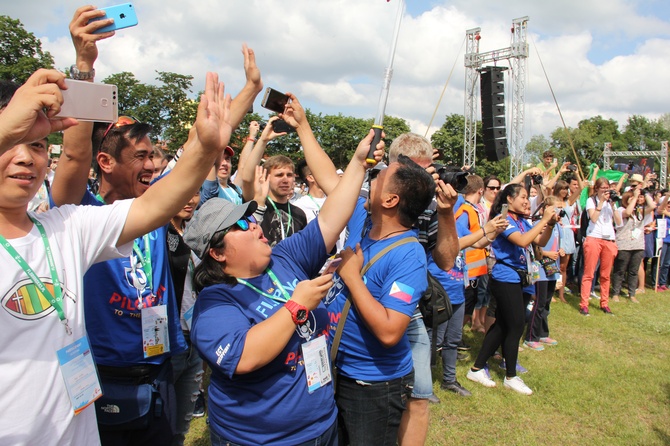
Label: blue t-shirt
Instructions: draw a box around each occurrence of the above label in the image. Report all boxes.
[327,199,427,380]
[191,219,336,445]
[491,215,532,283]
[80,191,186,366]
[427,201,468,305]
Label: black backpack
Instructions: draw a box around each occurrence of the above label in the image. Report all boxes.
[579,196,596,241]
[418,271,453,365]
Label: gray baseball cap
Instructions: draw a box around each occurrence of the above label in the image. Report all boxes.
[183,198,257,259]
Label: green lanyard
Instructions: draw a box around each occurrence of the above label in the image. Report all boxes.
[97,193,153,291]
[0,218,71,335]
[307,194,323,210]
[267,198,293,241]
[237,268,292,303]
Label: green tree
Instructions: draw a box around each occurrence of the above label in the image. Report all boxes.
[621,115,670,152]
[524,134,552,165]
[0,16,54,83]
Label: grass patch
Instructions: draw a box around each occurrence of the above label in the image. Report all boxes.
[187,289,670,446]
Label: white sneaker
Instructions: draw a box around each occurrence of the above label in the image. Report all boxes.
[467,368,496,388]
[503,376,533,395]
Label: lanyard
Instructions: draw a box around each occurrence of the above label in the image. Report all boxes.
[268,198,293,240]
[97,193,153,292]
[0,218,71,335]
[237,268,292,303]
[307,194,323,210]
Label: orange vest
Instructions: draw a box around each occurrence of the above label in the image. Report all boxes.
[454,202,488,278]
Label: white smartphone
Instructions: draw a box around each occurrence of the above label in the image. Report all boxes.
[501,204,509,219]
[55,79,118,123]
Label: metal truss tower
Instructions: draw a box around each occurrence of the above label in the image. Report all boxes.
[463,17,529,178]
[602,141,668,189]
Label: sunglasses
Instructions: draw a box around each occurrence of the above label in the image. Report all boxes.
[486,186,501,190]
[221,215,257,237]
[99,115,141,150]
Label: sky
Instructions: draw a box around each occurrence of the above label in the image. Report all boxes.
[6,0,670,156]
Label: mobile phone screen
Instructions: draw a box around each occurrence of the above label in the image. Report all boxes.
[261,88,289,114]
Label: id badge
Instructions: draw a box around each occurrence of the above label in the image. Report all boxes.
[141,305,170,358]
[56,336,102,415]
[631,228,642,240]
[301,335,332,393]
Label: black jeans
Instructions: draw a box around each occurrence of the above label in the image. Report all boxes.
[336,371,413,446]
[526,280,556,342]
[611,249,645,297]
[474,279,527,378]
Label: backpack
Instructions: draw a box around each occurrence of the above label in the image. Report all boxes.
[579,196,596,242]
[418,271,453,365]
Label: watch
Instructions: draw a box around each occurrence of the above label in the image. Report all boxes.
[69,65,96,80]
[284,300,309,325]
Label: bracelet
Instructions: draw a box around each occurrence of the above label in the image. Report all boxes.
[483,228,495,243]
[246,137,257,143]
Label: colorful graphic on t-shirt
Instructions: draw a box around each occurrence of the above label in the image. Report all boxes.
[389,281,414,303]
[2,278,74,320]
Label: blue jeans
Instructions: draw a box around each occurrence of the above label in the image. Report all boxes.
[210,419,337,446]
[406,317,432,398]
[657,242,670,286]
[336,371,414,446]
[428,302,464,384]
[476,274,490,309]
[170,339,204,446]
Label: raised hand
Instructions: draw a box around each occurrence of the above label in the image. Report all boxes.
[0,70,78,151]
[351,129,384,168]
[290,274,335,310]
[69,6,115,69]
[253,165,269,204]
[435,180,458,213]
[242,44,262,90]
[194,72,232,154]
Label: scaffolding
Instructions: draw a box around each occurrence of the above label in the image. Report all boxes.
[602,141,668,189]
[464,17,529,178]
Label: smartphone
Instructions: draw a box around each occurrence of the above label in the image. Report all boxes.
[55,79,118,123]
[272,119,295,134]
[261,87,289,114]
[91,3,138,34]
[501,204,508,219]
[321,257,342,276]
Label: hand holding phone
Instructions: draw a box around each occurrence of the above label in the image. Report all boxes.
[55,79,118,122]
[261,88,289,114]
[90,3,138,34]
[272,119,295,134]
[321,257,342,276]
[501,204,509,219]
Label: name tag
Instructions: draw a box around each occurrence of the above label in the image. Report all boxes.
[56,336,102,415]
[141,304,170,358]
[301,335,332,393]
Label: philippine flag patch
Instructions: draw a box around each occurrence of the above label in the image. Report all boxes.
[389,282,414,303]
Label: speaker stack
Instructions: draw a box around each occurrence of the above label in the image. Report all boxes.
[480,67,508,161]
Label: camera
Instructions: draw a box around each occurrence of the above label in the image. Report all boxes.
[558,209,567,218]
[608,190,619,201]
[531,174,543,185]
[432,163,468,193]
[258,121,267,132]
[566,164,577,172]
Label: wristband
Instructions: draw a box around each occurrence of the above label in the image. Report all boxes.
[483,228,495,243]
[247,137,257,143]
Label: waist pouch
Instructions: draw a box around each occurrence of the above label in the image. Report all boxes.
[497,260,532,287]
[95,363,166,431]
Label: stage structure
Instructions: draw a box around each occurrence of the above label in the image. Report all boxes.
[464,17,529,178]
[602,141,668,189]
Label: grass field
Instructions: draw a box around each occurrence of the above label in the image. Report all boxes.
[186,287,670,446]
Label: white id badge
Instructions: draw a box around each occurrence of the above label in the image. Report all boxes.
[141,305,170,358]
[301,335,332,393]
[56,336,102,415]
[631,227,642,240]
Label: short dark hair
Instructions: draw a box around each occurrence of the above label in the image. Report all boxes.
[483,175,500,188]
[391,156,435,227]
[463,175,484,195]
[193,230,236,292]
[92,121,153,162]
[542,150,554,159]
[490,183,525,219]
[0,80,19,110]
[296,159,311,182]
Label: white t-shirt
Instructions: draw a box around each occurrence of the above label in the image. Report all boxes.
[293,194,346,252]
[0,200,133,446]
[585,197,616,240]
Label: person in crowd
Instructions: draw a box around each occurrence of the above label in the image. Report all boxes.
[481,175,501,219]
[552,177,582,302]
[185,124,384,446]
[152,145,169,180]
[524,195,562,350]
[579,177,622,315]
[536,150,557,179]
[50,9,263,444]
[430,183,507,397]
[611,189,655,302]
[467,183,556,395]
[384,133,459,445]
[241,117,307,246]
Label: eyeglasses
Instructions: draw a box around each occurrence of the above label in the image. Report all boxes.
[99,116,141,149]
[221,215,257,237]
[486,186,501,190]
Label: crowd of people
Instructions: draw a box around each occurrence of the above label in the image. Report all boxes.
[2,5,670,446]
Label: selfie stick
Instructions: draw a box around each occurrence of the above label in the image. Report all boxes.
[366,0,406,165]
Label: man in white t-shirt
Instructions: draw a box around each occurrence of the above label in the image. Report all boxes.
[0,56,234,445]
